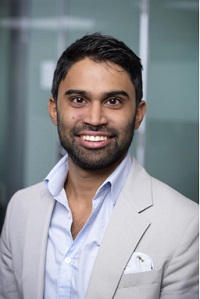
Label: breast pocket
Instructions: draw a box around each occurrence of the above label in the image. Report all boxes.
[114,269,162,299]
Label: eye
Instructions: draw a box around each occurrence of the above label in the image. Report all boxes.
[70,97,87,107]
[72,97,86,104]
[106,98,122,106]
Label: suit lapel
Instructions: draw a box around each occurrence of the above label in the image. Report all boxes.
[86,158,153,299]
[22,185,55,299]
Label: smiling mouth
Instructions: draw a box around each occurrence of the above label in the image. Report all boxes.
[80,135,108,142]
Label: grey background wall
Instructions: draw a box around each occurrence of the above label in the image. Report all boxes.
[0,0,198,228]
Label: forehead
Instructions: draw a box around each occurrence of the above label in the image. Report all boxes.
[59,57,134,93]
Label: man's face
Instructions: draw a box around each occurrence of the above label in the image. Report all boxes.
[49,57,145,170]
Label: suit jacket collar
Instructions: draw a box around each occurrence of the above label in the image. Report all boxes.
[22,185,55,299]
[122,157,153,213]
[86,158,153,299]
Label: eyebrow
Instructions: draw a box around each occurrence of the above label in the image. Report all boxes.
[64,89,130,98]
[65,89,86,96]
[106,90,129,98]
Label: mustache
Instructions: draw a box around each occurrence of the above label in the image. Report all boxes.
[72,125,118,136]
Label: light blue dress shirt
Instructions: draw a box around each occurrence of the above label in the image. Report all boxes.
[44,152,133,299]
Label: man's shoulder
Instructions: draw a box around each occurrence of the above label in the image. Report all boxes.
[151,176,198,212]
[4,182,53,231]
[8,182,50,211]
[127,158,198,249]
[12,182,46,199]
[129,157,198,214]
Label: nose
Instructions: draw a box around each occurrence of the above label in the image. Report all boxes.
[83,102,108,126]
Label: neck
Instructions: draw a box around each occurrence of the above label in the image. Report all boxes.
[65,156,123,203]
[64,155,125,240]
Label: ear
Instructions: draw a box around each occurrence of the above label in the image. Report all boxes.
[134,100,146,129]
[48,97,58,126]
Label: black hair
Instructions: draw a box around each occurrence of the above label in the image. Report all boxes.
[51,33,143,105]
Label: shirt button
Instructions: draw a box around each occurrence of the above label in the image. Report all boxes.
[67,214,71,220]
[65,257,71,264]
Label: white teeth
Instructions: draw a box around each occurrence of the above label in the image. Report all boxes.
[81,135,108,142]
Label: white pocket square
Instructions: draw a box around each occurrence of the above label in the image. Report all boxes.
[124,252,154,274]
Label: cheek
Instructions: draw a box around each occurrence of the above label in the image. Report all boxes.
[63,106,84,118]
[60,111,79,122]
[112,112,135,127]
[70,111,86,122]
[115,116,135,137]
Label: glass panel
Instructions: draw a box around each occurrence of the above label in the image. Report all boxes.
[145,0,198,202]
[0,0,30,228]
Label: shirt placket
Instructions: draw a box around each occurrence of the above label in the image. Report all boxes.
[58,186,110,298]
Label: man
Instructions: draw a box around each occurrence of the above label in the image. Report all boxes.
[0,33,198,299]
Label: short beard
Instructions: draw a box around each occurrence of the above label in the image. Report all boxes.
[57,116,136,171]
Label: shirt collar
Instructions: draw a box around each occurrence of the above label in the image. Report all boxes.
[45,155,68,197]
[98,152,132,206]
[45,152,133,205]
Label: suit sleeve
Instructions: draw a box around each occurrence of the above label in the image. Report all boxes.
[0,198,21,299]
[160,212,199,299]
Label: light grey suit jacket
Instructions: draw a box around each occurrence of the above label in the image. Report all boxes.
[0,158,198,299]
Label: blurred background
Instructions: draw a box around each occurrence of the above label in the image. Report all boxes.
[0,0,198,230]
